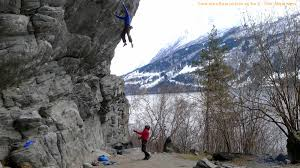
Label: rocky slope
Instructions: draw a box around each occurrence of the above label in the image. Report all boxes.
[0,0,139,167]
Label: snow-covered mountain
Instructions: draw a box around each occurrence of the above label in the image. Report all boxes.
[123,14,299,95]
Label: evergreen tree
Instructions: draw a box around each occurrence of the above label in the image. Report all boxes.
[196,26,235,152]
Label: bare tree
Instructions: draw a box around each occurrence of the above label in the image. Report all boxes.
[128,91,200,152]
[241,13,300,163]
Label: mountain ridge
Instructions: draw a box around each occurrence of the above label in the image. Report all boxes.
[123,25,249,95]
[123,14,300,95]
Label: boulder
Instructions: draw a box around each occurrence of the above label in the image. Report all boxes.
[113,143,124,155]
[264,155,275,163]
[212,152,235,161]
[276,153,288,163]
[190,149,199,155]
[287,131,300,163]
[163,137,179,153]
[194,158,218,168]
[82,163,93,168]
[194,158,247,168]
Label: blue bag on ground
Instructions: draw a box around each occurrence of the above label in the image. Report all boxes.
[98,155,109,161]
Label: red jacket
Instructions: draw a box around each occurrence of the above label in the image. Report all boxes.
[135,128,150,141]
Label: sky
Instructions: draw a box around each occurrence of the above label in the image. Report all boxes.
[111,0,299,76]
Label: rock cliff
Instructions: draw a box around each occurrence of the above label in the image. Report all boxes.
[0,0,139,167]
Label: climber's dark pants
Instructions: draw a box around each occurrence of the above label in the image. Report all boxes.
[121,26,132,44]
[141,140,150,159]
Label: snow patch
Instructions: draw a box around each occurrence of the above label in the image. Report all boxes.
[178,65,198,75]
[141,76,164,89]
[124,71,160,80]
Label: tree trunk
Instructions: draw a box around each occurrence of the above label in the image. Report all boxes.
[287,131,300,164]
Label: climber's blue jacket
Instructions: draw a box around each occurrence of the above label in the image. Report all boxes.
[115,3,131,26]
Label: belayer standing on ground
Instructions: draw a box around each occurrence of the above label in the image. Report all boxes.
[134,125,151,160]
[114,1,133,48]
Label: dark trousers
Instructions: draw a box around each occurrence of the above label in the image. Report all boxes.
[121,26,132,43]
[141,140,150,158]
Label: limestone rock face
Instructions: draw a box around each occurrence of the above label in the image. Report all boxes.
[0,0,139,167]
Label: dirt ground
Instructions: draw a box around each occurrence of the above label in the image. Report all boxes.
[108,152,196,168]
[101,149,300,168]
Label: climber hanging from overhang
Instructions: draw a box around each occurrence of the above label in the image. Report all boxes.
[114,0,134,48]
